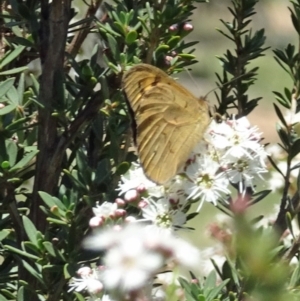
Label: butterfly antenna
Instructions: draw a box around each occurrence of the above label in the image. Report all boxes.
[183,67,247,100]
[184,67,202,93]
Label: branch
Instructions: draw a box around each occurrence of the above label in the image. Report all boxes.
[65,0,104,67]
[32,0,72,231]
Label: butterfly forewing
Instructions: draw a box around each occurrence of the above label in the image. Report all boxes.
[122,64,210,184]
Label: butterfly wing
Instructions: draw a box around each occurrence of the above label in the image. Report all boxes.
[122,64,210,184]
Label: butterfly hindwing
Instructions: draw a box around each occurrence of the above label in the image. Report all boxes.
[122,64,210,184]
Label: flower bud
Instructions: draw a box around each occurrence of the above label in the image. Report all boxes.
[169,24,179,32]
[115,197,126,207]
[89,216,105,228]
[115,209,126,218]
[183,23,193,31]
[138,199,148,209]
[124,189,140,203]
[77,267,92,277]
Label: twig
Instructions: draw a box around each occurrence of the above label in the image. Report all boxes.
[65,0,104,67]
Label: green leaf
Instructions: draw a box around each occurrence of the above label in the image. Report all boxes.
[0,45,25,68]
[273,91,290,108]
[276,123,290,149]
[8,36,34,47]
[39,191,66,210]
[115,161,130,176]
[22,216,38,245]
[23,241,42,255]
[0,229,10,241]
[286,211,294,239]
[5,140,17,167]
[106,33,120,60]
[46,217,68,225]
[0,103,17,115]
[43,241,56,257]
[0,66,28,75]
[290,260,300,287]
[73,292,86,301]
[4,244,39,260]
[0,78,15,98]
[17,73,25,103]
[167,35,181,49]
[0,294,9,301]
[62,169,87,191]
[125,30,138,44]
[9,149,39,172]
[273,103,288,128]
[6,85,19,105]
[64,263,72,279]
[99,75,110,100]
[206,278,229,301]
[21,260,45,285]
[113,22,126,36]
[204,271,216,294]
[177,53,196,60]
[155,44,170,57]
[90,44,99,67]
[5,116,31,132]
[250,189,272,205]
[290,138,300,159]
[178,277,200,301]
[76,150,91,184]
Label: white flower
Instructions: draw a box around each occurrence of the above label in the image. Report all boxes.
[226,154,267,191]
[102,239,163,292]
[69,269,103,294]
[141,198,187,230]
[117,117,267,210]
[213,118,263,160]
[117,163,157,195]
[167,237,201,270]
[84,225,164,293]
[199,246,226,277]
[83,224,201,293]
[93,201,118,219]
[185,157,230,208]
[69,277,91,292]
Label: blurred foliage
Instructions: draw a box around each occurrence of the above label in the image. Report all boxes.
[0,0,300,301]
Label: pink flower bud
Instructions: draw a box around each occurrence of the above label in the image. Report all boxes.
[124,189,140,203]
[136,184,146,193]
[115,209,126,218]
[125,216,137,223]
[138,199,148,209]
[165,55,173,62]
[113,224,123,231]
[169,24,179,32]
[77,267,92,277]
[87,279,104,294]
[89,216,104,228]
[183,23,193,31]
[115,197,126,207]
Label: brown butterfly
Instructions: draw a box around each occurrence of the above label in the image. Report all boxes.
[122,64,210,184]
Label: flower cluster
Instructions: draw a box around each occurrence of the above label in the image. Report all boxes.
[69,117,268,301]
[117,116,267,225]
[70,224,201,300]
